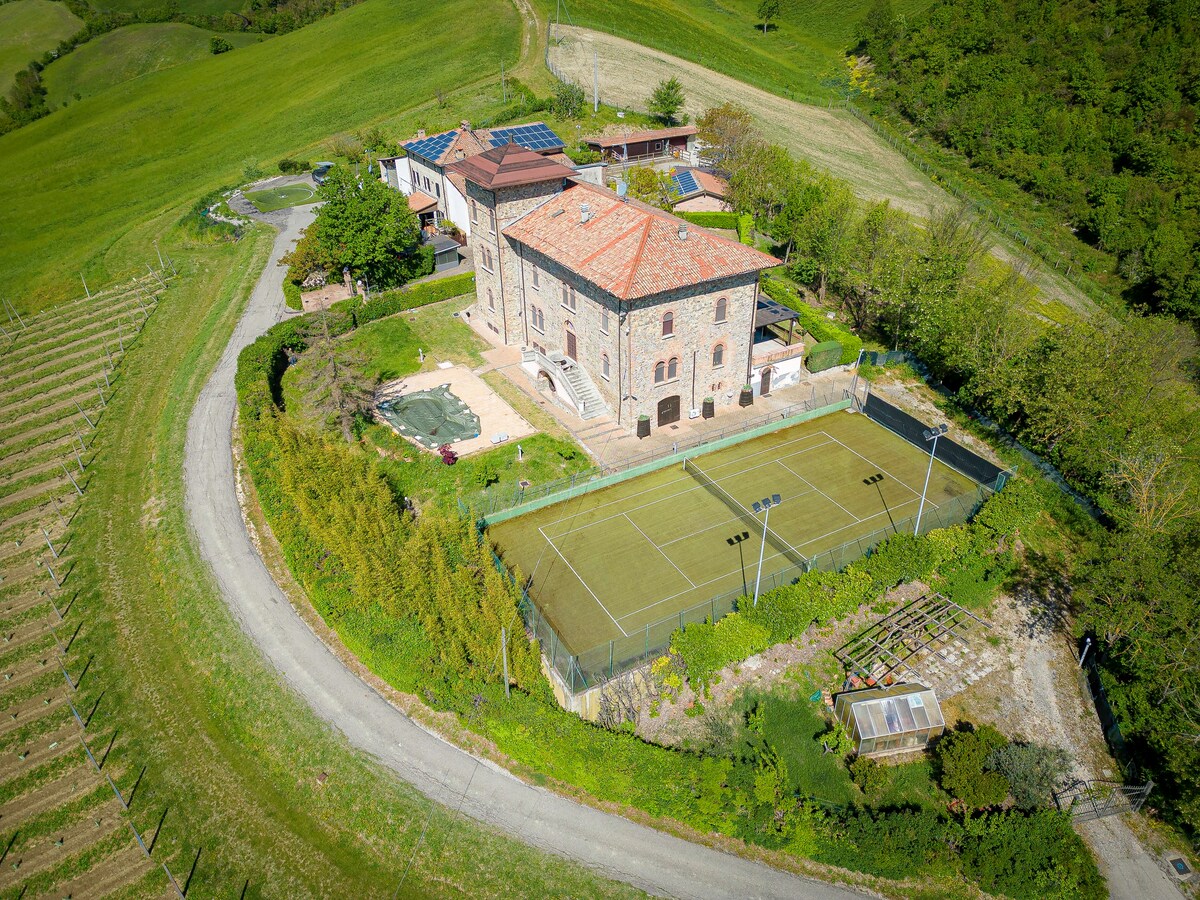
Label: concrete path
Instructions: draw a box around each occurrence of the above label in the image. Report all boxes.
[182,206,866,900]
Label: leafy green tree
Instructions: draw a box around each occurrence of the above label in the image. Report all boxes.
[937,724,1010,810]
[552,81,585,118]
[987,743,1073,809]
[789,175,858,303]
[727,139,793,222]
[210,36,234,54]
[756,0,781,34]
[696,102,757,168]
[298,165,428,289]
[648,77,685,126]
[623,165,679,210]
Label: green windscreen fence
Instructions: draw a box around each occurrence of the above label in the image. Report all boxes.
[377,387,480,449]
[806,340,843,372]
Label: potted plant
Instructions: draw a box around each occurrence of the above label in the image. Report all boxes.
[738,384,753,407]
[702,396,715,419]
[636,414,651,439]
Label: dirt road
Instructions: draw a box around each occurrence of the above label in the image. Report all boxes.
[182,206,868,900]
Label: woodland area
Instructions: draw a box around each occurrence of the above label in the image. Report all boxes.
[855,0,1200,320]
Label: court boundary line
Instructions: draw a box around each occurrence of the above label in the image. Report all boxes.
[623,512,696,589]
[538,526,629,637]
[774,457,860,522]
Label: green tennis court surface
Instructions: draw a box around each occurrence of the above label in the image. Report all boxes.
[488,410,980,656]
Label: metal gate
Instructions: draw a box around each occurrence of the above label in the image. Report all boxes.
[657,395,680,426]
[1053,779,1153,822]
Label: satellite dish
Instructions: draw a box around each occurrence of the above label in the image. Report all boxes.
[616,180,628,198]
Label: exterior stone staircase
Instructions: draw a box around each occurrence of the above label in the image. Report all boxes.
[522,348,607,420]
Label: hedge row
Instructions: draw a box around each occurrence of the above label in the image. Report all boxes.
[759,276,862,366]
[674,211,754,247]
[736,213,754,246]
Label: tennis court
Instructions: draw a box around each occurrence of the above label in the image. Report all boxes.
[488,410,980,657]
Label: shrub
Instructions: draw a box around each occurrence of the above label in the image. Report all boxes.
[988,743,1072,810]
[670,615,771,690]
[961,809,1106,899]
[551,81,585,118]
[805,340,842,372]
[283,281,302,310]
[849,755,887,796]
[210,36,233,54]
[278,157,312,174]
[936,724,1010,810]
[816,807,961,880]
[736,213,754,246]
[676,211,739,230]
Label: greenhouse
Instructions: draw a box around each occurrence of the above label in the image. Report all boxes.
[834,683,945,758]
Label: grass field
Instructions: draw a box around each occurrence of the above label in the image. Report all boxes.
[43,23,266,108]
[0,0,82,94]
[244,182,316,212]
[0,0,520,311]
[489,411,978,655]
[535,0,934,103]
[86,0,244,15]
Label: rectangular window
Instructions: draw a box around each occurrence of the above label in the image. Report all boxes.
[489,208,497,234]
[562,284,576,311]
[481,247,493,273]
[470,200,478,224]
[600,308,609,333]
[532,266,540,289]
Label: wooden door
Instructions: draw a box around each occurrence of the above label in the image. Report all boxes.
[565,329,577,361]
[760,367,772,396]
[657,395,680,426]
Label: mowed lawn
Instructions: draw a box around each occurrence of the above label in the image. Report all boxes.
[43,23,267,107]
[244,181,316,213]
[0,0,82,93]
[0,0,520,309]
[489,411,978,655]
[533,0,935,102]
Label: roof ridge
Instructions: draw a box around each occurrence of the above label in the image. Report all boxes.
[622,219,654,299]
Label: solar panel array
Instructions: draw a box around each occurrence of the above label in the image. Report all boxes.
[488,123,564,151]
[672,169,701,196]
[403,130,458,162]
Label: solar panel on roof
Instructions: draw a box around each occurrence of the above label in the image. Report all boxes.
[488,123,564,151]
[403,131,457,161]
[672,170,701,196]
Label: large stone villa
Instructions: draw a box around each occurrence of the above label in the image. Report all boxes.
[379,122,816,437]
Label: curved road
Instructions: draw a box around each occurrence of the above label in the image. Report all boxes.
[183,207,865,900]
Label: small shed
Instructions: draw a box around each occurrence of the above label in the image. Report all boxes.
[424,233,462,272]
[834,683,945,758]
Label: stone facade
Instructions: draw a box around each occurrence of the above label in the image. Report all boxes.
[465,178,763,431]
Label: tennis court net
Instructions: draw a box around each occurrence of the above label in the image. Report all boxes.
[682,458,808,569]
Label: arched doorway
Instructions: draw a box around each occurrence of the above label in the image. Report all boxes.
[657,395,681,426]
[760,366,773,396]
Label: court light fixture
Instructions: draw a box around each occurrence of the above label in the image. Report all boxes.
[751,494,783,607]
[915,424,950,535]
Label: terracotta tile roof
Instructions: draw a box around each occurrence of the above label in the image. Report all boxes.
[693,170,728,197]
[408,191,437,214]
[446,171,467,196]
[504,182,778,301]
[585,125,697,149]
[447,143,576,191]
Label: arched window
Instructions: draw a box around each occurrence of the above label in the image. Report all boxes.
[662,311,674,337]
[601,353,610,380]
[715,297,727,323]
[712,343,725,367]
[487,288,495,311]
[654,361,666,383]
[668,357,679,380]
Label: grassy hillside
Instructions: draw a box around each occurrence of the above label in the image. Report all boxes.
[44,23,266,108]
[0,0,519,310]
[0,0,82,91]
[535,0,934,102]
[87,0,244,15]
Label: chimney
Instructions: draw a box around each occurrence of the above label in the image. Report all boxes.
[455,149,465,161]
[678,222,688,241]
[416,128,426,140]
[580,203,591,224]
[461,119,471,131]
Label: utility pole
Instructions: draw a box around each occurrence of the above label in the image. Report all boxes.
[501,59,507,102]
[81,273,91,299]
[501,627,510,698]
[594,50,599,112]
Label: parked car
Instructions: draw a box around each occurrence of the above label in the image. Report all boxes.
[312,162,335,185]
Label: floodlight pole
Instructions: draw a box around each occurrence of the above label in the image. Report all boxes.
[751,494,782,606]
[848,348,866,409]
[914,424,947,535]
